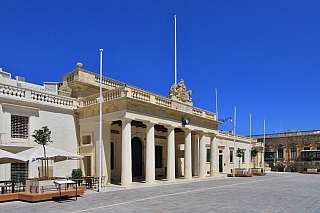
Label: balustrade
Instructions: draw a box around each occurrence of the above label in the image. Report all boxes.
[0,85,25,98]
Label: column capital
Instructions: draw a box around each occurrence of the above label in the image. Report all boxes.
[102,120,113,125]
[144,121,155,126]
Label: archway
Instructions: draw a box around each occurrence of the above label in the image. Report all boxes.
[131,137,143,177]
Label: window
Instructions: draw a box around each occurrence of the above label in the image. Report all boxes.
[82,135,91,145]
[155,146,162,168]
[290,148,297,159]
[11,163,27,181]
[278,148,283,159]
[230,150,233,163]
[242,152,245,163]
[111,142,114,170]
[11,115,29,139]
[207,149,210,162]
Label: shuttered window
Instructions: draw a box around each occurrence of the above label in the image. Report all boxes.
[11,115,29,139]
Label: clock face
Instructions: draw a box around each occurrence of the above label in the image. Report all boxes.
[185,118,190,124]
[182,118,190,125]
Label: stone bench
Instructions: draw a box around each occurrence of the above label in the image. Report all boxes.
[307,169,317,173]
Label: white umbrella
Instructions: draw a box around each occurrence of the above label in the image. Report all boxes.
[0,149,28,164]
[17,146,83,162]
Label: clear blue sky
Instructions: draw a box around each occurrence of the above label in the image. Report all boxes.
[1,1,320,136]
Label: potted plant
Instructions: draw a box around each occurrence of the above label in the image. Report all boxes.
[72,168,83,179]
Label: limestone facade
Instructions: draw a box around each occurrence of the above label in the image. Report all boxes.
[0,64,260,184]
[255,130,320,172]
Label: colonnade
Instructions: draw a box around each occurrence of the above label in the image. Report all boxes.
[103,119,218,187]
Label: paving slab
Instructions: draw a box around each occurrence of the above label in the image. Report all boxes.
[0,172,319,213]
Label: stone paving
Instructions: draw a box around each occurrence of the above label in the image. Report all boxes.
[1,172,320,213]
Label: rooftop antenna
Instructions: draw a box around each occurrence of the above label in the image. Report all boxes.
[174,15,177,84]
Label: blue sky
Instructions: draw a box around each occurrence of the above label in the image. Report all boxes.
[1,1,320,136]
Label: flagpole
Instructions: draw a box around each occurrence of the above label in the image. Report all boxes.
[249,113,252,174]
[174,15,177,84]
[215,88,218,120]
[99,48,103,192]
[233,106,236,178]
[262,119,266,173]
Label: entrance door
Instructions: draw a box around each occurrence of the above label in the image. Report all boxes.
[131,137,142,177]
[83,156,92,176]
[219,155,223,172]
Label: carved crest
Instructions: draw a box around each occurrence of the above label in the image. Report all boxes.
[168,79,192,105]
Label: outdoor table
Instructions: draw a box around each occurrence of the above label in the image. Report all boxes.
[82,176,94,189]
[0,180,15,194]
[54,180,77,202]
[73,178,84,186]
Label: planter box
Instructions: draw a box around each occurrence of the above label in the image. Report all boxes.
[307,169,317,173]
[26,180,59,193]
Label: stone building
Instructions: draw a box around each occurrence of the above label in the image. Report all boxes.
[255,130,320,172]
[0,64,260,185]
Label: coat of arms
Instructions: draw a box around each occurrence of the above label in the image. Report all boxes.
[168,79,192,105]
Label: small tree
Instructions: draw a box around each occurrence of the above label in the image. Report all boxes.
[236,148,244,169]
[251,148,259,168]
[308,152,314,169]
[32,126,52,178]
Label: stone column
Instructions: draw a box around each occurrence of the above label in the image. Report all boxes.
[102,121,112,185]
[192,134,199,176]
[210,134,217,177]
[184,129,192,180]
[166,126,175,182]
[121,119,132,186]
[199,132,206,178]
[145,122,155,184]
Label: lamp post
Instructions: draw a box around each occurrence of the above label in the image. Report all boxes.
[98,49,103,192]
[219,117,233,124]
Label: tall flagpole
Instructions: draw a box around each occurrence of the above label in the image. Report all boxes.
[174,15,177,84]
[249,113,252,174]
[233,106,236,178]
[215,88,218,120]
[262,119,266,173]
[99,48,103,192]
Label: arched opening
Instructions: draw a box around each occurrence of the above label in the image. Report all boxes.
[131,137,143,177]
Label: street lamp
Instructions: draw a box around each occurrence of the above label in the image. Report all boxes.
[219,117,233,124]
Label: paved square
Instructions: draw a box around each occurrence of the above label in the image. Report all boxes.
[1,173,320,213]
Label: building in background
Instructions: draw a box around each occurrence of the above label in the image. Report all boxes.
[254,130,320,172]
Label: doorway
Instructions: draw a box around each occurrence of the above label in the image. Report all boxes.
[131,137,143,177]
[219,155,223,172]
[83,156,92,176]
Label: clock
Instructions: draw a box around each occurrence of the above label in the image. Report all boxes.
[182,118,190,125]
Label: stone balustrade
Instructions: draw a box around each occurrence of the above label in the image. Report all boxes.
[31,91,75,107]
[78,85,218,122]
[95,75,124,88]
[217,131,257,143]
[0,84,26,98]
[0,83,76,108]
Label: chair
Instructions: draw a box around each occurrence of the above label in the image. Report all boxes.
[15,178,26,192]
[101,176,106,187]
[93,176,106,188]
